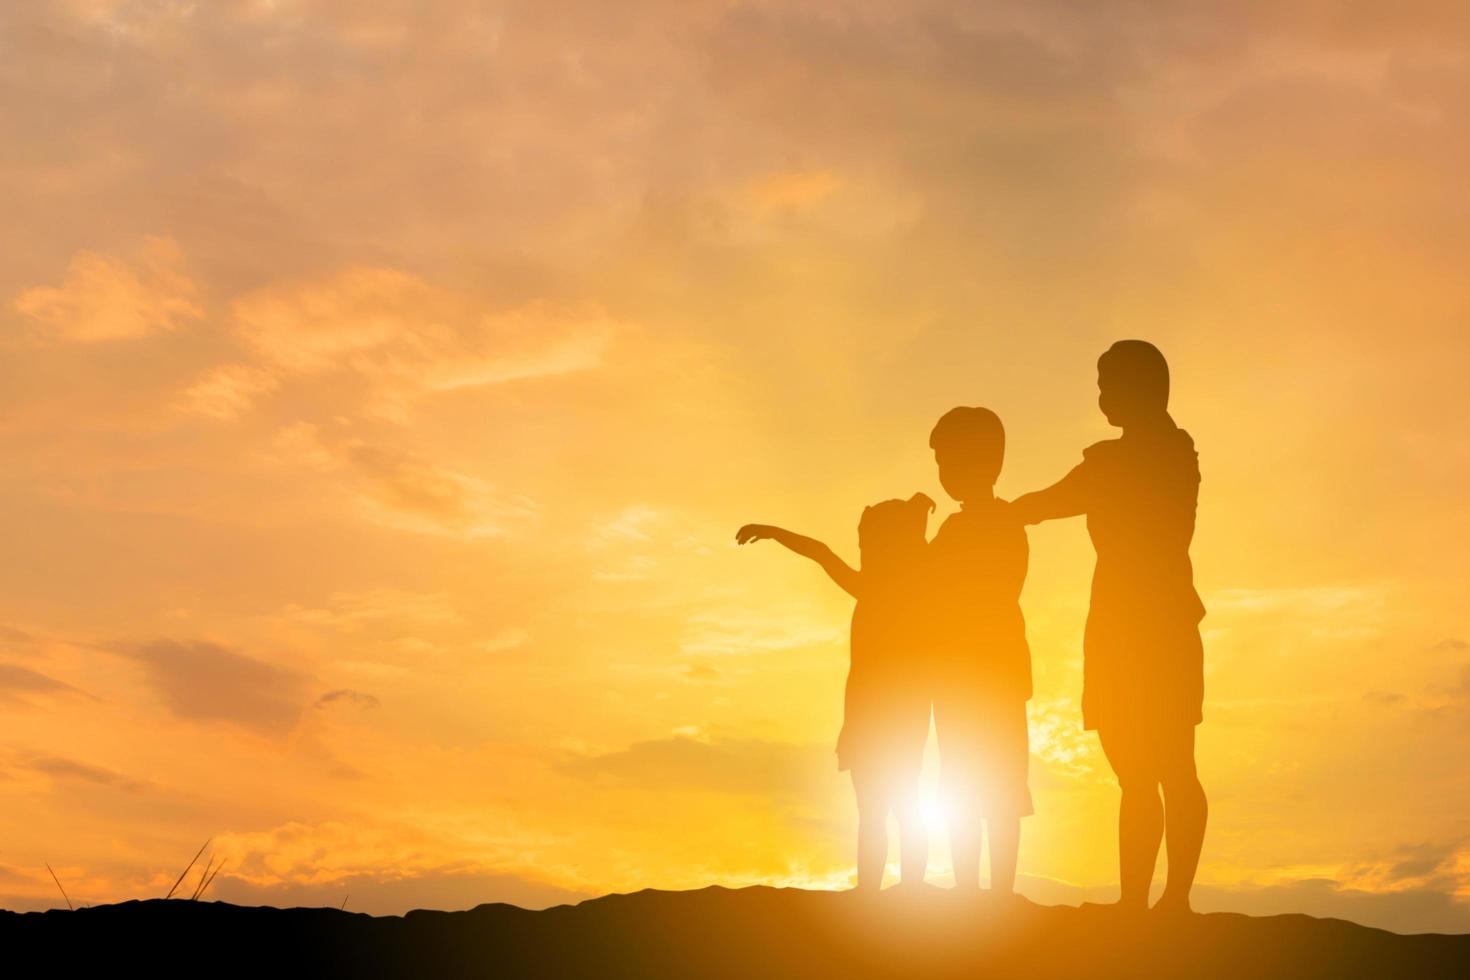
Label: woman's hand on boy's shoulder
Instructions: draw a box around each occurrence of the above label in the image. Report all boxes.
[997,497,1036,529]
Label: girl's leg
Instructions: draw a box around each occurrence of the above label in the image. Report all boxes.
[851,766,889,892]
[986,815,1020,896]
[1098,725,1163,911]
[892,768,928,887]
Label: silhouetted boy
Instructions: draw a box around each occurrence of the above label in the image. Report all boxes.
[926,406,1033,896]
[736,494,935,893]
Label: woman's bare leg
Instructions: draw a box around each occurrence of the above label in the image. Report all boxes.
[1157,725,1207,913]
[1099,725,1162,911]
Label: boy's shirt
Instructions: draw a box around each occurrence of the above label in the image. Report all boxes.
[925,496,1032,703]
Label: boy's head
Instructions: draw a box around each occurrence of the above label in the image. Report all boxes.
[929,406,1004,503]
[1097,339,1169,427]
[858,492,935,564]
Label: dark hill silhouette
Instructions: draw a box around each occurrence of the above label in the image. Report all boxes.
[4,886,1468,978]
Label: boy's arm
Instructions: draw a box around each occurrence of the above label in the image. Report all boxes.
[735,524,861,599]
[1009,462,1090,525]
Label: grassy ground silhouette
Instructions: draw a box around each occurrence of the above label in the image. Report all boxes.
[5,884,1468,978]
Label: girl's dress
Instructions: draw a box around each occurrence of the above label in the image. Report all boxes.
[835,575,931,780]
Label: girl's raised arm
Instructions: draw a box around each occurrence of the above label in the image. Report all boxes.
[735,524,861,599]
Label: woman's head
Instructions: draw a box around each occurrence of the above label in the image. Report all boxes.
[1097,339,1169,427]
[858,492,935,566]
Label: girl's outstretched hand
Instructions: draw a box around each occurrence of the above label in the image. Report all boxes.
[735,523,773,544]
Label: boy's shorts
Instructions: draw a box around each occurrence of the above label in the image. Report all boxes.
[932,688,1033,819]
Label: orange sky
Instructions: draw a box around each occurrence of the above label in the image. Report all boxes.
[2,0,1468,934]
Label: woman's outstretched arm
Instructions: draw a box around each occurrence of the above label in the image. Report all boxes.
[735,524,861,599]
[1009,462,1090,525]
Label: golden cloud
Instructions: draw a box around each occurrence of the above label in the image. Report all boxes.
[197,266,620,422]
[13,236,202,342]
[268,421,539,538]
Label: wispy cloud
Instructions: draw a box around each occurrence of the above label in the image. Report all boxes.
[13,236,202,342]
[562,734,831,799]
[1206,586,1385,616]
[0,662,89,705]
[278,589,462,631]
[593,506,662,544]
[314,688,381,710]
[207,816,573,903]
[481,629,530,653]
[106,639,311,738]
[179,267,619,422]
[269,421,538,538]
[175,363,279,420]
[14,753,148,794]
[680,607,843,657]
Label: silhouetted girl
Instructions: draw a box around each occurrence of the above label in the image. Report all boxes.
[736,494,934,893]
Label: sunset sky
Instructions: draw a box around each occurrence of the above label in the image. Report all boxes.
[2,0,1468,934]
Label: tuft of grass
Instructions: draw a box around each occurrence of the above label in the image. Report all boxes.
[204,857,227,898]
[45,861,74,911]
[165,838,212,900]
[191,854,227,901]
[41,839,230,912]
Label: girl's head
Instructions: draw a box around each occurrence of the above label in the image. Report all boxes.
[1098,339,1169,427]
[858,492,935,568]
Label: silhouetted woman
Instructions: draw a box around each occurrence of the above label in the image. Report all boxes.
[1011,340,1207,915]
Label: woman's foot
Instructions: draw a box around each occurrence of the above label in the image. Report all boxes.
[1150,890,1194,918]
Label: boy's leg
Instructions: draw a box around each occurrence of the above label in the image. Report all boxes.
[935,695,983,890]
[1098,723,1163,911]
[945,769,983,890]
[892,767,929,887]
[950,816,983,890]
[851,766,889,891]
[1156,723,1207,913]
[981,698,1028,897]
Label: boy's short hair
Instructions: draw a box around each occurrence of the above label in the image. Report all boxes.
[929,406,1004,485]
